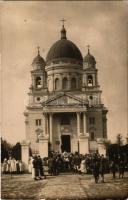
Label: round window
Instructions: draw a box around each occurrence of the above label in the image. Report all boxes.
[37,97,41,101]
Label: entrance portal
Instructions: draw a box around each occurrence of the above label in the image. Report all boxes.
[61,135,71,153]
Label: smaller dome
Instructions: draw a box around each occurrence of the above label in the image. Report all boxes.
[32,47,45,68]
[83,50,96,66]
[32,54,45,66]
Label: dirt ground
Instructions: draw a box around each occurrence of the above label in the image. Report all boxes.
[1,172,128,199]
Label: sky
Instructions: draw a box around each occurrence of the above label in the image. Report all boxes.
[0,1,128,144]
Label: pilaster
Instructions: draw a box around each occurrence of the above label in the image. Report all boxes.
[38,134,49,158]
[21,140,30,171]
[49,113,53,145]
[83,112,87,134]
[79,133,89,154]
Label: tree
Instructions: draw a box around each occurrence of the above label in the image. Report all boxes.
[12,142,21,160]
[107,134,127,162]
[116,134,124,159]
[116,134,123,146]
[1,137,12,162]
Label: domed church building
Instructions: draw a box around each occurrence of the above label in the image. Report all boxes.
[23,23,108,160]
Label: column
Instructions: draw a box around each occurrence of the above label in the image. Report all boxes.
[77,112,81,136]
[68,77,71,90]
[42,113,46,135]
[76,77,79,89]
[49,113,53,144]
[46,113,49,135]
[82,74,85,87]
[21,141,30,171]
[83,112,87,135]
[60,75,62,90]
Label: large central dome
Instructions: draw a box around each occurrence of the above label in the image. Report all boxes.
[46,25,83,64]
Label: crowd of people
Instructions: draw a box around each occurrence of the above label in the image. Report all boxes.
[2,157,24,174]
[28,155,46,180]
[2,151,127,183]
[28,151,127,183]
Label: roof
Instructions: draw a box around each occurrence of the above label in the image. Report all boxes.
[46,39,83,64]
[32,54,45,67]
[83,52,96,65]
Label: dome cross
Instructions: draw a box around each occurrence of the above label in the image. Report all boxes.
[37,46,40,55]
[60,18,66,27]
[60,18,67,39]
[87,45,90,54]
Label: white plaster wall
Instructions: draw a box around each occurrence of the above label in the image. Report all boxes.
[26,110,44,153]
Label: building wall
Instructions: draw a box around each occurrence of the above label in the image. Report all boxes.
[25,104,107,154]
[45,62,83,92]
[87,109,103,140]
[25,109,44,153]
[25,56,108,154]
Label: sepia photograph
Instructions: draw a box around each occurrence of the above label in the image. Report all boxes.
[1,1,128,199]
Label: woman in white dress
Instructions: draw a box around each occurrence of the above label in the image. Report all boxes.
[7,157,12,172]
[31,157,35,179]
[79,158,87,174]
[28,157,33,173]
[19,160,24,173]
[2,158,8,173]
[10,158,16,173]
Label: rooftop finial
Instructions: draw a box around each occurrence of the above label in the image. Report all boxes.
[87,45,90,54]
[60,18,66,27]
[60,18,67,39]
[37,46,40,55]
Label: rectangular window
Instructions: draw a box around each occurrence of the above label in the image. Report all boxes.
[90,132,95,141]
[89,117,95,125]
[35,119,41,126]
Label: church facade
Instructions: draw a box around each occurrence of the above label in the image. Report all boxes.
[24,24,108,158]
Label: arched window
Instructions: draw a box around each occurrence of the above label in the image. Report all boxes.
[71,77,76,89]
[62,77,68,90]
[36,77,42,88]
[87,75,93,86]
[55,78,59,90]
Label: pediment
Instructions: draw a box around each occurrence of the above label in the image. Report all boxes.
[41,92,88,107]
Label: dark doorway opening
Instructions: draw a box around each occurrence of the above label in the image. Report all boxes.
[61,135,71,153]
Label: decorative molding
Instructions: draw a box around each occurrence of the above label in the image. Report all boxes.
[41,92,88,107]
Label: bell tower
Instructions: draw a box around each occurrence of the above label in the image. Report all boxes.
[82,46,108,149]
[28,47,47,105]
[83,46,101,106]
